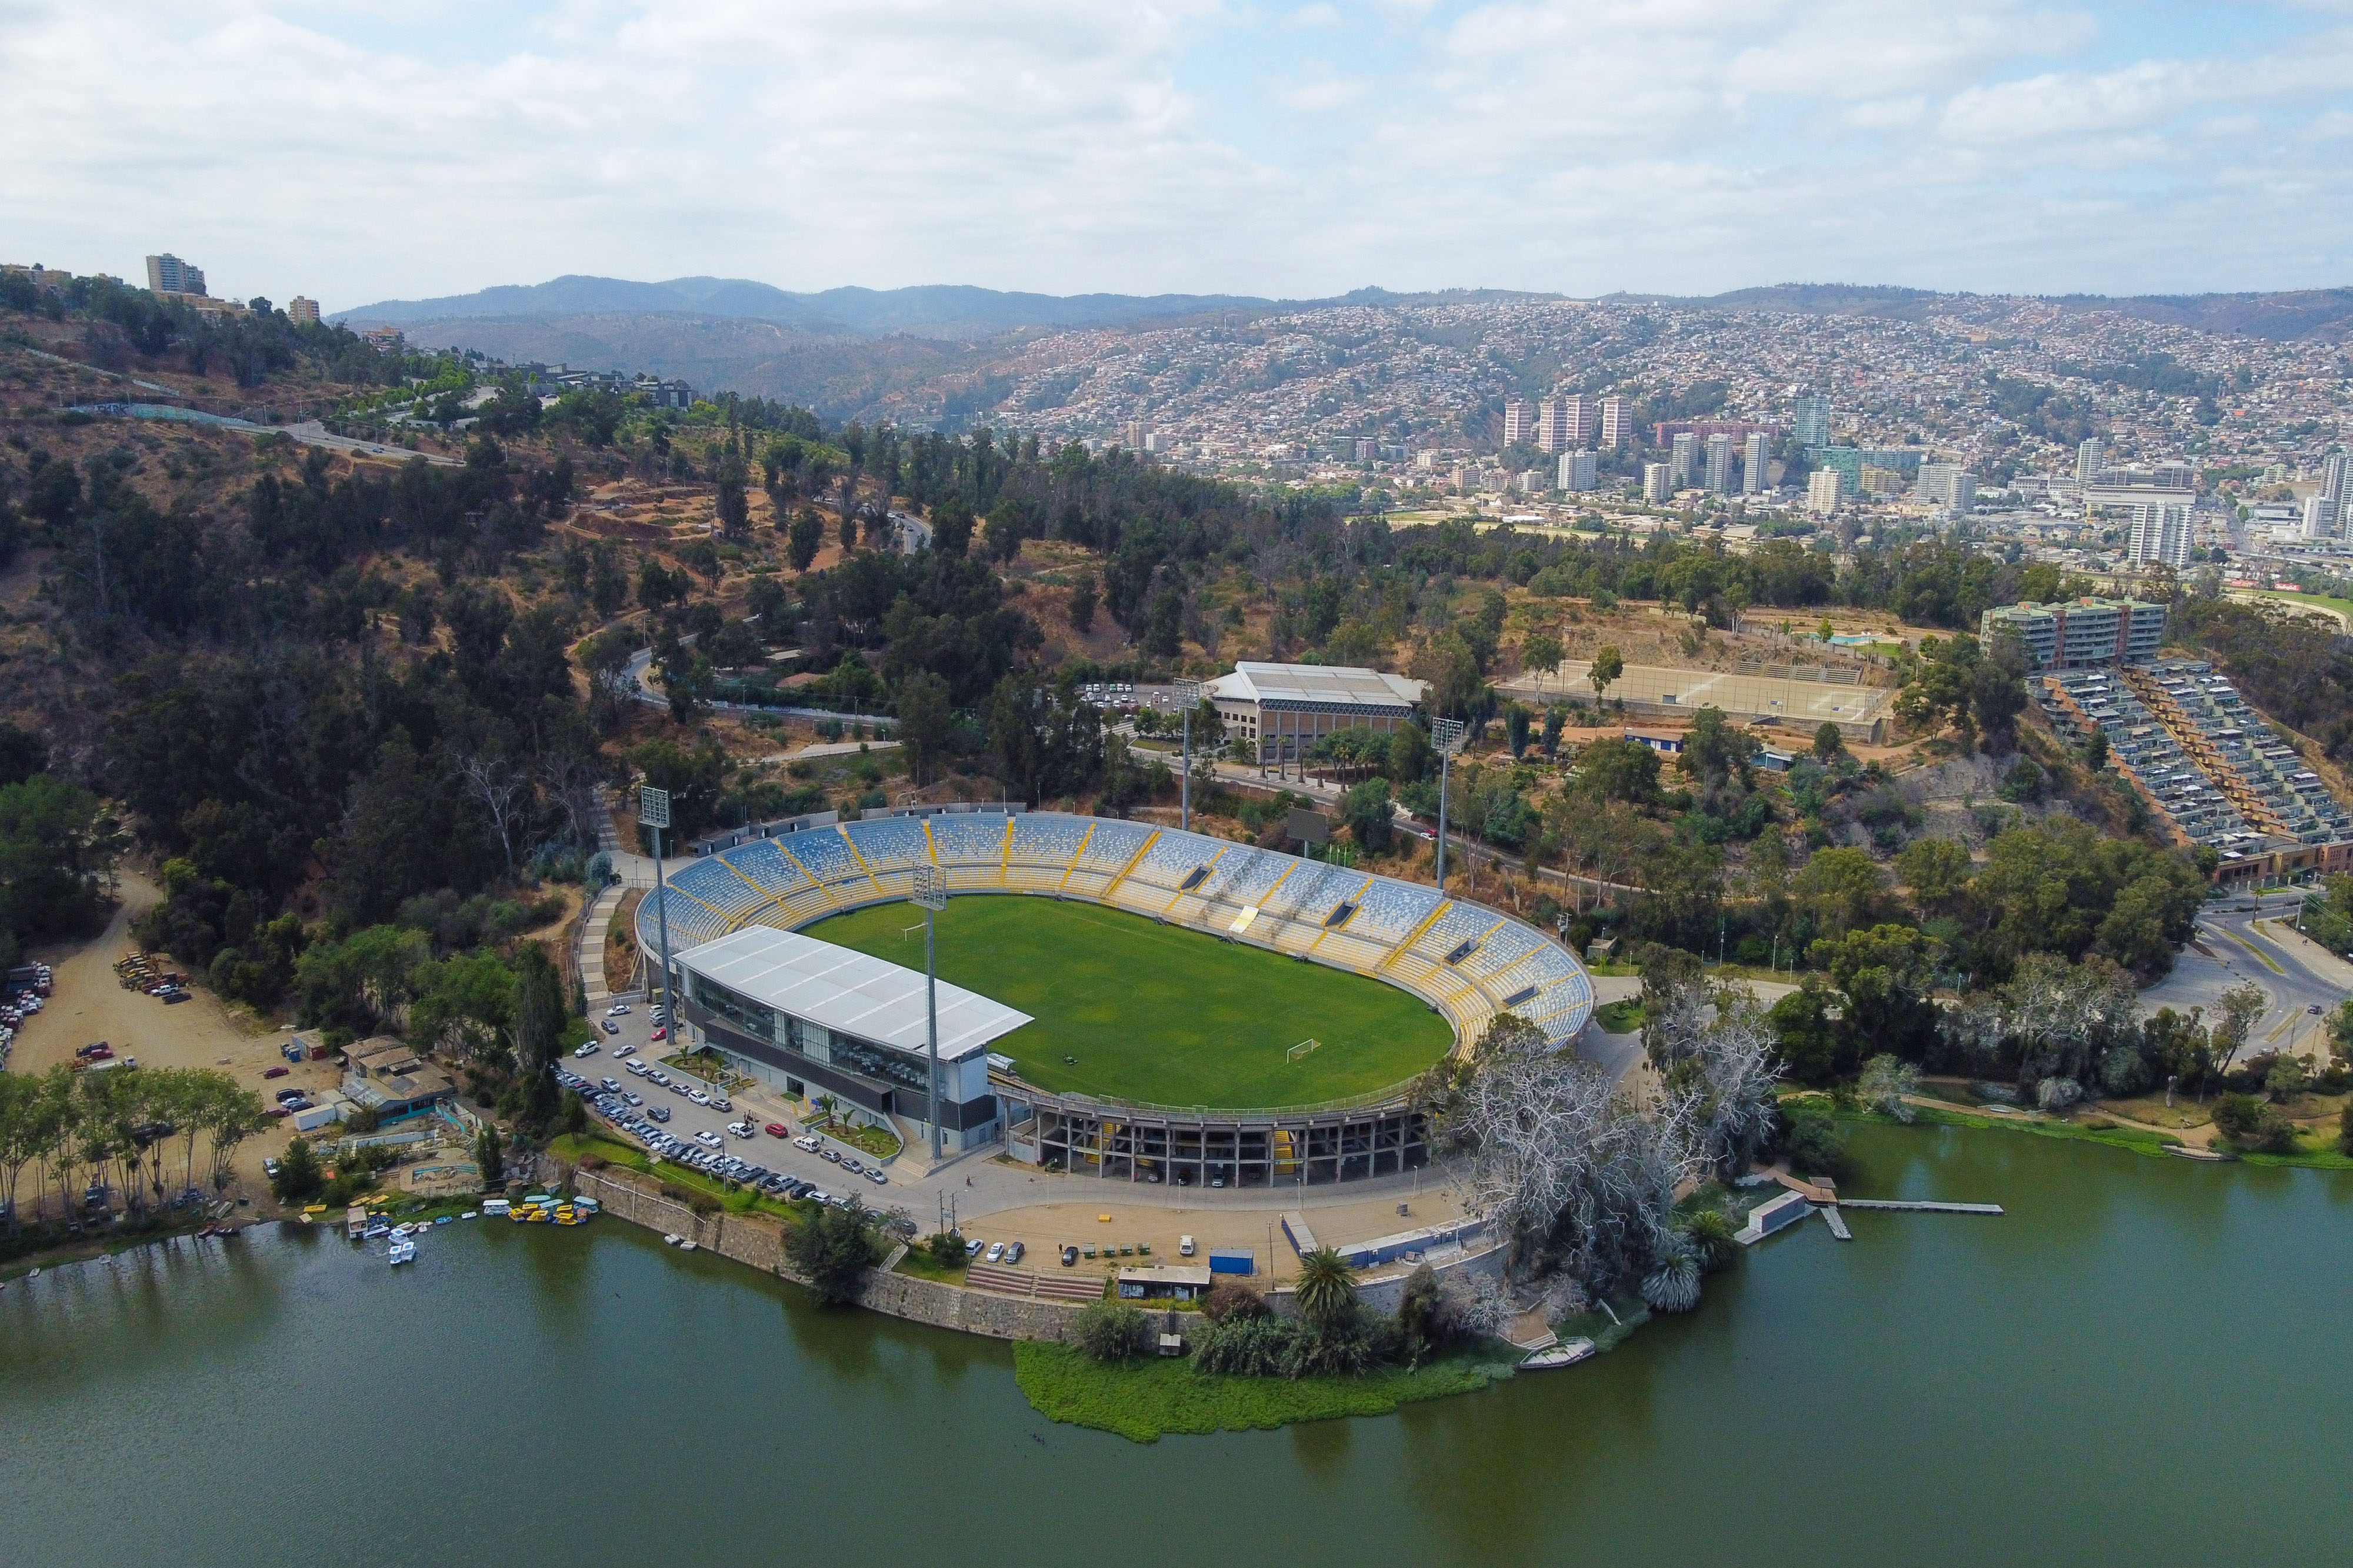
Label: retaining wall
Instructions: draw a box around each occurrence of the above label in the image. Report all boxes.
[539,1156,1091,1343]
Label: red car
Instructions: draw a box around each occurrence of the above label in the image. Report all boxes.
[262,1105,290,1119]
[764,1122,789,1138]
[649,1026,668,1042]
[263,1065,290,1079]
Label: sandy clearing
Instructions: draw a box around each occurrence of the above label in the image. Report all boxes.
[12,869,326,1209]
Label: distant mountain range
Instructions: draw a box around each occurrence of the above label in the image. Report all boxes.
[335,277,1562,341]
[333,275,2353,419]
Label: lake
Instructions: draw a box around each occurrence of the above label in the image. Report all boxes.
[4,1124,2348,1567]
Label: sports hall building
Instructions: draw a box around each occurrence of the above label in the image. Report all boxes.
[1205,662,1429,772]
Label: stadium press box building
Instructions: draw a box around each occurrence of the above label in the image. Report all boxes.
[672,926,1029,1153]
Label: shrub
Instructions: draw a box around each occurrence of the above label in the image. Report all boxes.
[1782,1102,1846,1178]
[1202,1276,1268,1325]
[688,1192,721,1217]
[2212,1093,2297,1153]
[1071,1301,1151,1362]
[925,1230,968,1270]
[785,1197,885,1304]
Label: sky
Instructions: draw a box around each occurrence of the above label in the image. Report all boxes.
[4,1,2351,311]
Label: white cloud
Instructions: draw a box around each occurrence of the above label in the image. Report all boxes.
[2,0,2351,302]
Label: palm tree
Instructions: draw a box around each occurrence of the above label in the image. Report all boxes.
[1683,1209,1738,1274]
[1294,1246,1358,1332]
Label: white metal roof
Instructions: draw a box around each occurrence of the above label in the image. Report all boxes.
[1205,661,1427,711]
[675,925,1031,1062]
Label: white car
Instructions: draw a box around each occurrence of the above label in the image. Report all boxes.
[794,1136,818,1152]
[612,1043,635,1058]
[1178,1235,1195,1257]
[606,1003,631,1016]
[984,1241,1004,1263]
[626,1060,649,1076]
[571,1043,598,1059]
[694,1130,722,1149]
[687,1090,711,1106]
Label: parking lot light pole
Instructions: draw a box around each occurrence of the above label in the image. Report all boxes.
[639,786,674,1037]
[913,863,948,1162]
[1431,718,1467,892]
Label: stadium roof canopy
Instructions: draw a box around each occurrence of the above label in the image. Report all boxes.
[674,925,1031,1063]
[1205,662,1427,712]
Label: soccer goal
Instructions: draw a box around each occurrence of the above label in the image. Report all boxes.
[1285,1038,1322,1063]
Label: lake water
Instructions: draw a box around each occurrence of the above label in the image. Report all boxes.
[4,1125,2348,1567]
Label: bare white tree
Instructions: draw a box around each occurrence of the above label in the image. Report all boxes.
[458,752,528,876]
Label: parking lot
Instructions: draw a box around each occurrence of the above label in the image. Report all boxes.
[555,997,904,1215]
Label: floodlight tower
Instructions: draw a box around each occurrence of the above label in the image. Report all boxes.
[1431,718,1467,892]
[1174,678,1204,832]
[639,785,675,1027]
[912,862,948,1162]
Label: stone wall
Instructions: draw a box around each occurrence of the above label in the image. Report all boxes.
[542,1156,1088,1343]
[540,1155,1494,1347]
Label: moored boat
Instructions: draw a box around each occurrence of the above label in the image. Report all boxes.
[388,1236,416,1266]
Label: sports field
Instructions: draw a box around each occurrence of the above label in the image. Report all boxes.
[801,896,1454,1109]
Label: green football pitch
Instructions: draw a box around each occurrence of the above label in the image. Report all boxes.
[801,896,1455,1109]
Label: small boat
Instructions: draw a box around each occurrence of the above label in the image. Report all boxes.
[391,1223,414,1236]
[678,1239,696,1252]
[362,1223,392,1240]
[460,1211,478,1220]
[663,1233,682,1246]
[434,1215,452,1225]
[1519,1337,1596,1370]
[388,1237,416,1266]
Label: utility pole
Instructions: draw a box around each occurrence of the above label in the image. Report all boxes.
[1431,718,1467,892]
[913,863,947,1162]
[639,785,675,1035]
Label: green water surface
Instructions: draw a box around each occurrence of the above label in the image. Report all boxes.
[2,1124,2347,1567]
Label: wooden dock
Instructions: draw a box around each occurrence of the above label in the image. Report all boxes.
[1836,1200,2003,1215]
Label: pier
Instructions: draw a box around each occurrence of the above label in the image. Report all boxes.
[1835,1200,2004,1215]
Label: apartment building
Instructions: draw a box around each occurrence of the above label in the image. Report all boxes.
[1600,397,1631,451]
[1538,395,1595,452]
[1503,400,1534,448]
[1980,598,2168,671]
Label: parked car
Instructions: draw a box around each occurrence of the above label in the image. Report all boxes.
[572,1042,598,1059]
[694,1130,722,1149]
[711,1097,732,1113]
[687,1090,710,1106]
[794,1135,818,1152]
[275,1087,306,1104]
[606,1003,631,1016]
[822,1148,841,1163]
[1002,1241,1022,1264]
[624,1092,643,1106]
[984,1241,1004,1263]
[1178,1235,1195,1257]
[262,1065,289,1080]
[601,1020,620,1035]
[764,1122,789,1138]
[612,1043,635,1057]
[647,1106,670,1123]
[866,1170,887,1186]
[262,1158,281,1179]
[1061,1245,1078,1267]
[965,1237,985,1258]
[649,1027,668,1043]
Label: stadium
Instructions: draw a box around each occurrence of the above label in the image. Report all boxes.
[636,807,1595,1187]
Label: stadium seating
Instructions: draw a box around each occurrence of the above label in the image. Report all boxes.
[668,856,773,920]
[843,817,929,885]
[778,826,868,892]
[637,809,1595,1052]
[723,839,808,899]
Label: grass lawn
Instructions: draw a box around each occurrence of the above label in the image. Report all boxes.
[804,896,1454,1109]
[547,1132,811,1222]
[1594,999,1645,1034]
[1014,1342,1516,1443]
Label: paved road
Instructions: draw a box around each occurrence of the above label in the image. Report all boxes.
[2142,890,2345,1064]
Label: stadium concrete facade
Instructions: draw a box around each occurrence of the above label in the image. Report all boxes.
[636,806,1595,1186]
